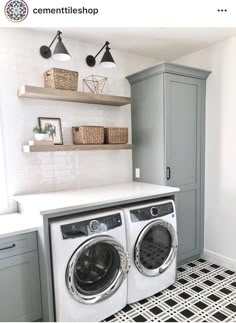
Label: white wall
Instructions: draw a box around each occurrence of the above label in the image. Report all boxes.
[0,28,156,213]
[173,36,236,263]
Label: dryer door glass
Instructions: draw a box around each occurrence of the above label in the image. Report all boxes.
[140,225,171,269]
[135,220,177,276]
[66,236,129,304]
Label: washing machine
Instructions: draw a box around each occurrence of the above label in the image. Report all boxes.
[124,199,178,304]
[50,209,130,322]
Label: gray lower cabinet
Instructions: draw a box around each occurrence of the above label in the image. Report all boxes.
[127,62,211,265]
[0,232,42,322]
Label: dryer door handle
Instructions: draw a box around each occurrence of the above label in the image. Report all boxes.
[159,244,177,274]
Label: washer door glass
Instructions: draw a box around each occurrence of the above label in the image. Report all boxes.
[135,220,177,276]
[75,242,119,294]
[66,236,129,304]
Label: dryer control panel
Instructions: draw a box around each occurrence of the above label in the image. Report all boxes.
[61,213,122,239]
[130,202,174,222]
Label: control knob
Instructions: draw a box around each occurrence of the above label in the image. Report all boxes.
[150,207,158,217]
[89,220,100,232]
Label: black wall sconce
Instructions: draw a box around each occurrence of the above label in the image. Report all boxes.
[86,41,116,68]
[40,30,71,61]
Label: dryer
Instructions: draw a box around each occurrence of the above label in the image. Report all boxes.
[124,199,178,304]
[50,209,130,322]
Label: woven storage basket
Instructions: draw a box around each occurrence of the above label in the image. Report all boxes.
[104,127,128,144]
[72,126,104,145]
[44,68,78,91]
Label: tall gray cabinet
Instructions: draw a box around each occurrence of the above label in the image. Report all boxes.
[127,63,211,264]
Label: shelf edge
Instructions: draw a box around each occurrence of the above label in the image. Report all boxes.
[22,144,133,153]
[18,85,131,107]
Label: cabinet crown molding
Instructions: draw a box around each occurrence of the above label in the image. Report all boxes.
[126,62,211,84]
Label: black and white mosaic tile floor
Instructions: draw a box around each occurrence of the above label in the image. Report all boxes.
[104,259,236,322]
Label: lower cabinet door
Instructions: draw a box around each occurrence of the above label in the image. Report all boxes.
[175,189,201,264]
[0,251,42,322]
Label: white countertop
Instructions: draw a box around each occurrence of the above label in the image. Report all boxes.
[15,182,179,215]
[0,182,179,238]
[0,213,40,239]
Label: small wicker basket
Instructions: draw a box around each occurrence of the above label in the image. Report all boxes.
[44,68,78,91]
[72,126,104,145]
[104,127,128,144]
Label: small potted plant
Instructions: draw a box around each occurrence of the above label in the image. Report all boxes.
[33,125,48,141]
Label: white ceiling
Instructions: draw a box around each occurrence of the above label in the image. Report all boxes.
[35,28,236,61]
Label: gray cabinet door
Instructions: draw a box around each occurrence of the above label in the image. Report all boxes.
[131,73,165,185]
[164,73,204,263]
[0,251,42,322]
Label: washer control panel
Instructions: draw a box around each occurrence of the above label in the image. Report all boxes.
[61,213,122,239]
[130,201,174,222]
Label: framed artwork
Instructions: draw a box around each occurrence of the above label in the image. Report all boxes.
[38,117,63,145]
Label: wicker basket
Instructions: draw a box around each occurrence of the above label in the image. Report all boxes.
[72,126,104,145]
[44,68,78,91]
[104,127,128,144]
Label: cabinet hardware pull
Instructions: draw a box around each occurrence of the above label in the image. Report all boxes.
[0,243,16,251]
[166,167,171,180]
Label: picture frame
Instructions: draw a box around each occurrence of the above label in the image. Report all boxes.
[38,117,63,145]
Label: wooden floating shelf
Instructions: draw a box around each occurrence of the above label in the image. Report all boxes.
[18,85,131,107]
[23,144,133,153]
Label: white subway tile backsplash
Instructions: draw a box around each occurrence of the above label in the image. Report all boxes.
[39,164,54,172]
[0,28,156,211]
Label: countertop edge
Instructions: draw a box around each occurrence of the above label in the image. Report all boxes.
[0,226,39,239]
[39,188,180,216]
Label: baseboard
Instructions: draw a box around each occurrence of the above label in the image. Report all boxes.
[178,254,201,267]
[202,249,236,271]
